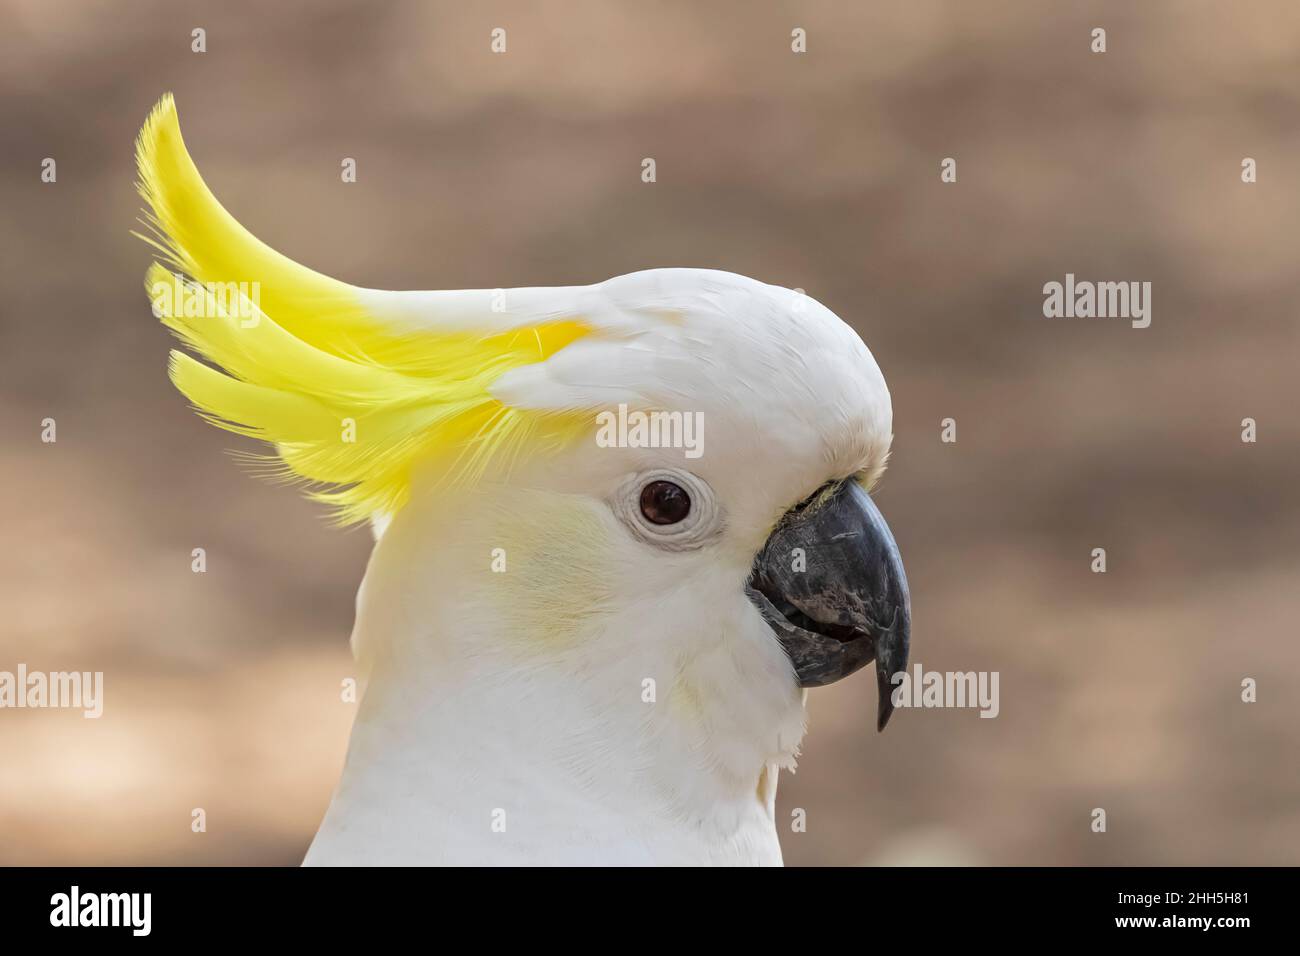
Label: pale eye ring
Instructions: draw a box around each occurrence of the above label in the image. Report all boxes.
[613,469,721,550]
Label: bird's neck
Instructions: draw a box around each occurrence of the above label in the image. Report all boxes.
[307,647,792,865]
[305,490,806,865]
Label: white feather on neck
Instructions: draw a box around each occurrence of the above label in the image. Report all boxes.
[306,480,806,866]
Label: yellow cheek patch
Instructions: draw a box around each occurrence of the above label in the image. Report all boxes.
[666,674,707,725]
[484,492,618,650]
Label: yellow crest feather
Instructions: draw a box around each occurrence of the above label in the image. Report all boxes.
[134,94,591,525]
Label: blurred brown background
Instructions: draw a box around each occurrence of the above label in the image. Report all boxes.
[2,0,1297,865]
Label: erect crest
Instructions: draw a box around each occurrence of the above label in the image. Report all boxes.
[135,95,592,525]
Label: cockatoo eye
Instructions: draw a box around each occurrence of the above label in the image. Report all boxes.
[639,480,691,524]
[613,469,722,550]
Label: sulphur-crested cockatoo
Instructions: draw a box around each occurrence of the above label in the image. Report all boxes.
[135,95,910,866]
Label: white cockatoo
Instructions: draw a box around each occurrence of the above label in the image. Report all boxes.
[135,95,911,866]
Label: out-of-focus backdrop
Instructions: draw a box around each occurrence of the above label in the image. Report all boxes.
[2,0,1297,865]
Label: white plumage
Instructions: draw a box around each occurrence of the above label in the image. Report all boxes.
[135,95,899,866]
[306,269,894,865]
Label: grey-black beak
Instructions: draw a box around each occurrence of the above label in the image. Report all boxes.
[745,480,910,731]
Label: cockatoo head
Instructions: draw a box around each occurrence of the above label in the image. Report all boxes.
[474,267,909,722]
[135,95,910,861]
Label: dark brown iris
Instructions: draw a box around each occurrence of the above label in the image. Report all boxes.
[639,480,691,525]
